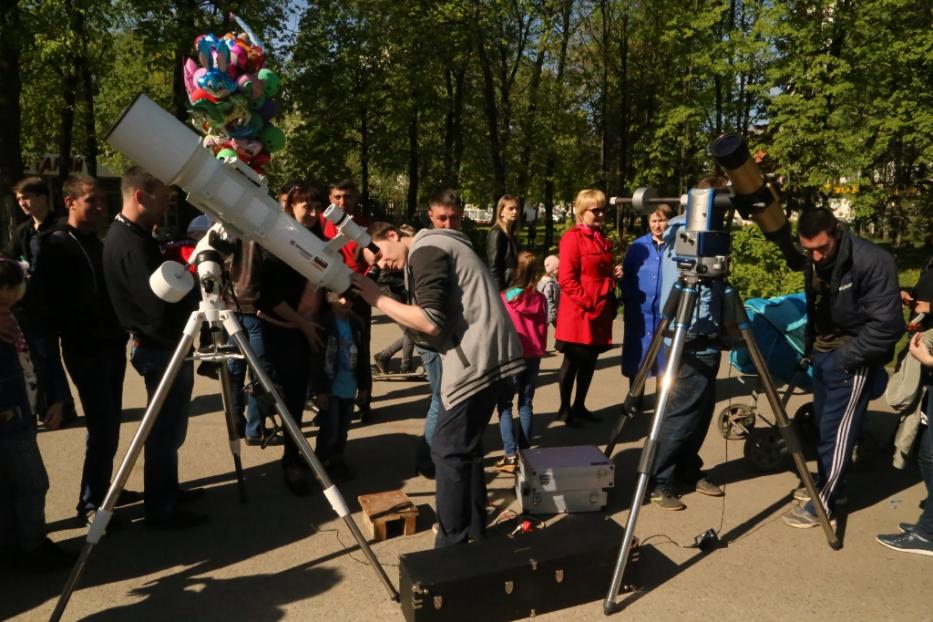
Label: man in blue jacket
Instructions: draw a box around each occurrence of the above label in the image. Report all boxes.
[783,208,904,527]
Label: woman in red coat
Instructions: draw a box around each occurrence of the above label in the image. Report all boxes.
[554,188,617,427]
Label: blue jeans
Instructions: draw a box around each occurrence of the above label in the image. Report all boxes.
[0,430,48,552]
[432,380,506,547]
[417,346,443,445]
[63,344,126,512]
[651,351,720,490]
[225,313,267,440]
[262,322,310,466]
[316,396,354,462]
[130,341,193,519]
[497,357,540,456]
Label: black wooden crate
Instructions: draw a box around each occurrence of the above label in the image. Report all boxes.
[399,514,637,621]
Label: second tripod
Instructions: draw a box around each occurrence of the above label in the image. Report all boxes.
[602,270,840,615]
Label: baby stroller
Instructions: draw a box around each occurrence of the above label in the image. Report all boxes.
[719,292,817,471]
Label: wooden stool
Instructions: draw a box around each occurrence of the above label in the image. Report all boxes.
[357,490,419,541]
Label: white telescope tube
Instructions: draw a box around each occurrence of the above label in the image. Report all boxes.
[106,94,353,294]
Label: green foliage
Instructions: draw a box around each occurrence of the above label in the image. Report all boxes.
[729,225,804,299]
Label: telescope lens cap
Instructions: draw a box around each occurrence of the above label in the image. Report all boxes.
[709,133,750,170]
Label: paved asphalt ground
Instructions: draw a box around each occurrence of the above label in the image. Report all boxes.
[3,312,929,621]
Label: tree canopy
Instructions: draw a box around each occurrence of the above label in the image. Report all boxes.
[3,0,931,248]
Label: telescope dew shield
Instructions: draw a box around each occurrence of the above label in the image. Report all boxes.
[106,94,353,294]
[709,133,785,236]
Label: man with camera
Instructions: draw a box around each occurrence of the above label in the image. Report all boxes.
[103,167,207,530]
[782,207,904,527]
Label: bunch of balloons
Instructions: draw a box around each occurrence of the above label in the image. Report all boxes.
[183,13,284,174]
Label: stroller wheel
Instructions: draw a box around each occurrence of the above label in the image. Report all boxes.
[717,404,757,440]
[743,427,788,472]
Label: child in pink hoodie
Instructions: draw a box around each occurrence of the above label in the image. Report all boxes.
[496,251,548,473]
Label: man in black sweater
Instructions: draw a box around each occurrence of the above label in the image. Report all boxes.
[30,175,133,528]
[103,166,206,530]
[782,208,904,528]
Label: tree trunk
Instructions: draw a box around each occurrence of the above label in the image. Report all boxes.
[598,0,610,188]
[443,59,467,188]
[406,94,419,221]
[543,0,574,250]
[516,43,547,206]
[80,54,96,177]
[474,18,506,200]
[360,106,370,202]
[0,0,24,242]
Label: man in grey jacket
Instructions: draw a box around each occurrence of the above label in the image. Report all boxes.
[352,222,524,547]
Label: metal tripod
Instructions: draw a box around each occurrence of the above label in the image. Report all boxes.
[602,271,840,615]
[50,261,399,622]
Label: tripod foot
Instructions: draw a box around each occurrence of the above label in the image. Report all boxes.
[603,600,618,616]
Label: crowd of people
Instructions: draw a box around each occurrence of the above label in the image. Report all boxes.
[1,168,931,574]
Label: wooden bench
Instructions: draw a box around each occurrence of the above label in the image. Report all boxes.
[357,490,419,541]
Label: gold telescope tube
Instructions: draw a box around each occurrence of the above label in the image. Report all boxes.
[709,133,805,271]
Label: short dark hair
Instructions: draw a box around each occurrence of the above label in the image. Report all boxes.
[63,173,96,200]
[427,188,462,211]
[798,208,838,238]
[121,166,162,197]
[13,177,48,197]
[368,221,413,241]
[0,258,26,289]
[279,179,303,197]
[330,179,357,193]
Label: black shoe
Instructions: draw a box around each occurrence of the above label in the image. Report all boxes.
[116,489,144,506]
[358,404,375,424]
[327,458,356,481]
[18,538,78,572]
[75,508,125,534]
[196,361,221,379]
[282,463,313,497]
[574,407,601,423]
[177,487,205,505]
[373,353,390,374]
[146,508,210,530]
[245,431,284,447]
[557,408,585,428]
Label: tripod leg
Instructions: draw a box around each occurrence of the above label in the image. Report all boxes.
[51,314,201,622]
[605,282,683,457]
[604,281,699,614]
[724,286,840,549]
[209,319,247,503]
[224,315,400,601]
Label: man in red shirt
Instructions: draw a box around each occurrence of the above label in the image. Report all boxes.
[322,180,375,421]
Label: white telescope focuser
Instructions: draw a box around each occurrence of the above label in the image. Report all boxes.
[106,94,354,294]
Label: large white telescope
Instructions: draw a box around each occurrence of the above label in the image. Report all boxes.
[106,93,356,294]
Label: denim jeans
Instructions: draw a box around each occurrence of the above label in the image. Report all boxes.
[225,313,267,440]
[417,346,443,445]
[262,322,311,466]
[316,396,354,462]
[130,341,193,519]
[497,357,541,456]
[432,380,506,547]
[63,344,126,512]
[0,430,48,552]
[651,351,720,490]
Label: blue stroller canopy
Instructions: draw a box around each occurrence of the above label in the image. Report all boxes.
[729,292,812,389]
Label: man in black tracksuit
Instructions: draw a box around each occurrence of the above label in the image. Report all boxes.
[29,175,129,526]
[783,208,904,527]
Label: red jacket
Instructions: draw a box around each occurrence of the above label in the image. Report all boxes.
[555,224,616,345]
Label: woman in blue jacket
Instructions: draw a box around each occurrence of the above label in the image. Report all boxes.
[620,204,674,378]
